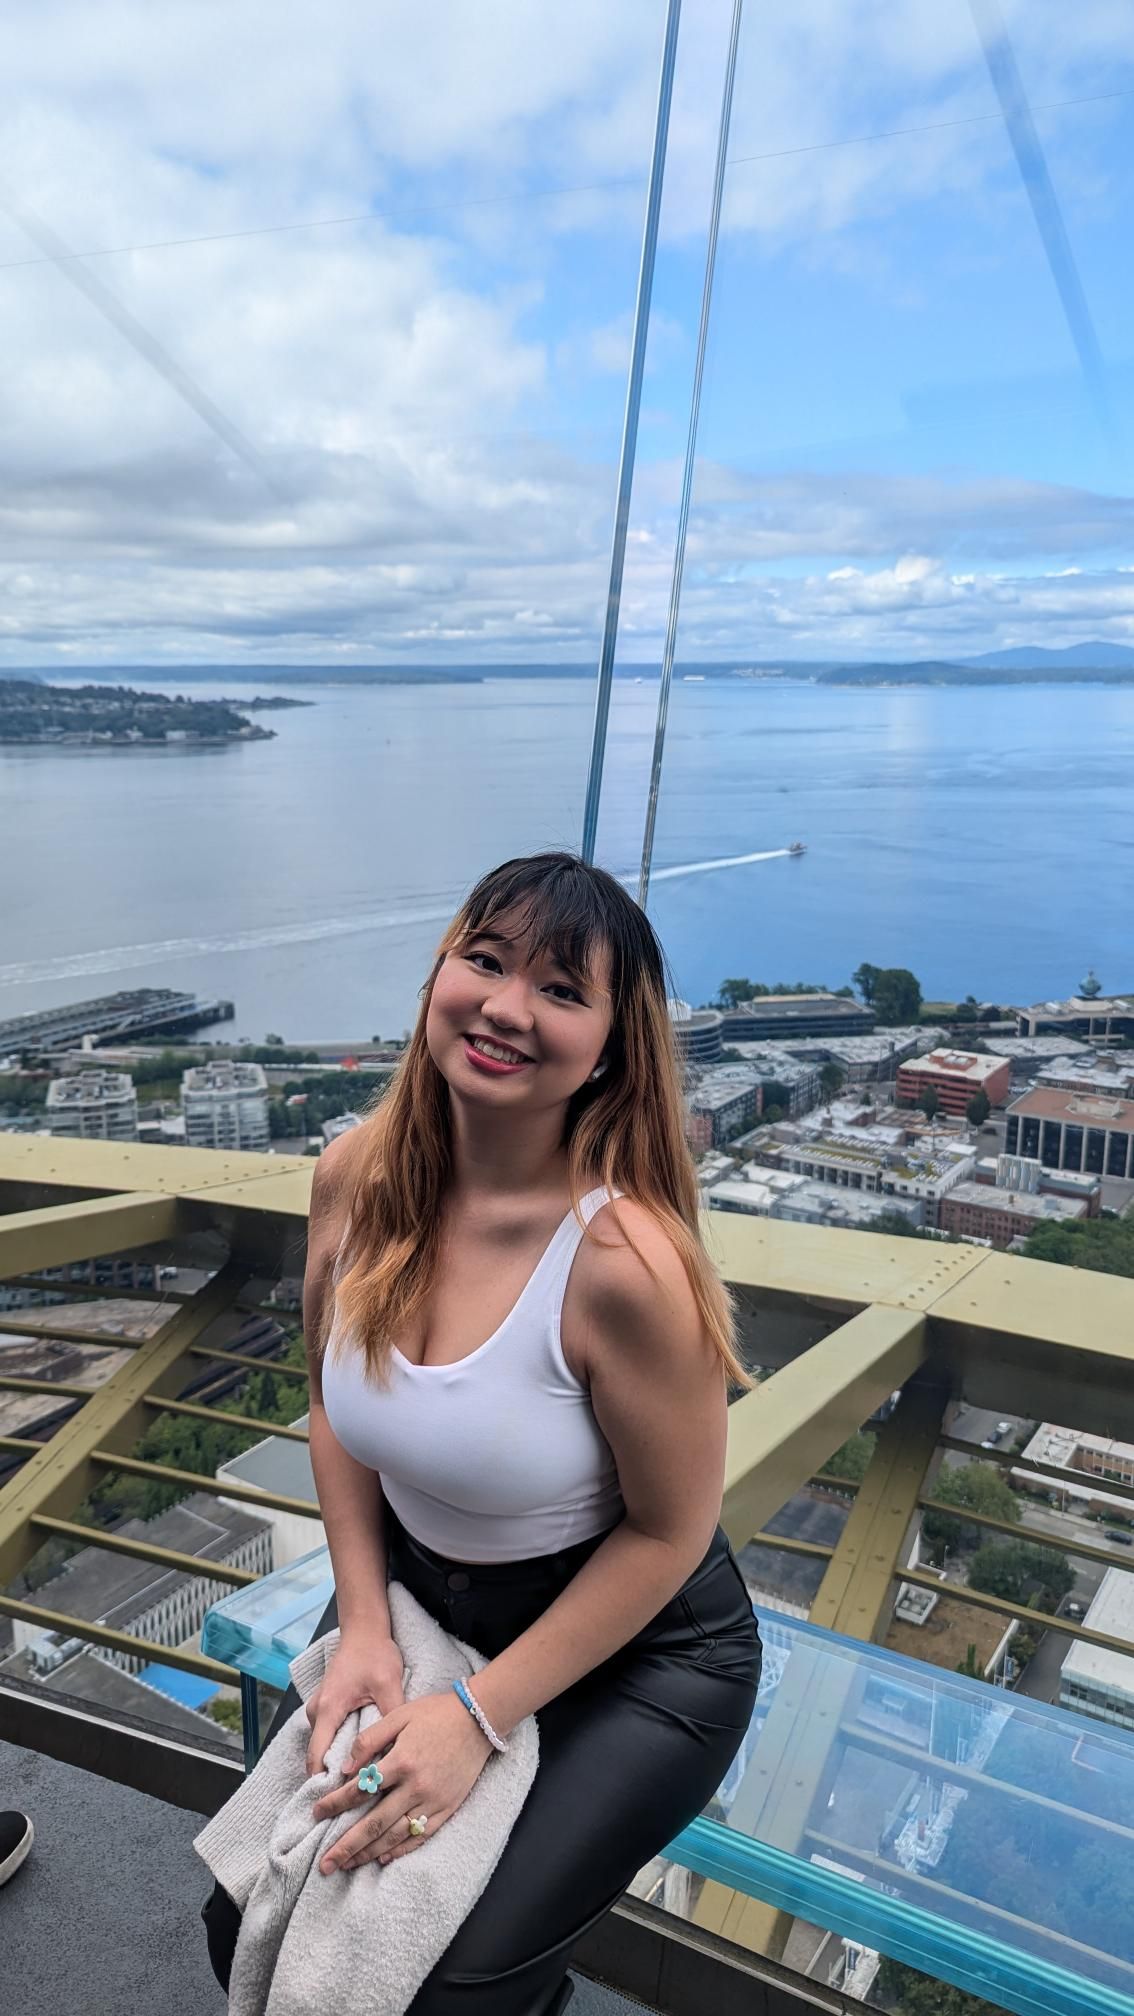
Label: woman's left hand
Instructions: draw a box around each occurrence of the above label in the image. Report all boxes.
[312,1690,495,1874]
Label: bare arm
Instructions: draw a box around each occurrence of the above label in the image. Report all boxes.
[471,1202,727,1739]
[304,1132,391,1639]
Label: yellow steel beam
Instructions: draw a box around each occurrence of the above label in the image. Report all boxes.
[0,1315,154,1348]
[0,1437,40,1454]
[0,1261,247,1587]
[720,1305,927,1549]
[0,1130,311,1199]
[0,1192,184,1275]
[29,1513,259,1587]
[0,1375,93,1400]
[89,1449,320,1522]
[698,1375,948,1960]
[747,1533,834,1560]
[0,1593,235,1685]
[917,1494,1134,1571]
[142,1395,309,1442]
[189,1344,308,1382]
[810,1378,948,1640]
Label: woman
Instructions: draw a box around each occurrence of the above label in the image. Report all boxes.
[203,851,761,2015]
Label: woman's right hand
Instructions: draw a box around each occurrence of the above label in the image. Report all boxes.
[305,1628,406,1776]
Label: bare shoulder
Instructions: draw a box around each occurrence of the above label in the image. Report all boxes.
[572,1196,702,1361]
[308,1121,373,1249]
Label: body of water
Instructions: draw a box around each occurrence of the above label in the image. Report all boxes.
[2,676,1130,1040]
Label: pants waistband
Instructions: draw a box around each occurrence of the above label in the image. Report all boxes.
[386,1509,618,1586]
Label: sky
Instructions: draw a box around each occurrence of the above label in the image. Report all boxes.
[1,0,1132,669]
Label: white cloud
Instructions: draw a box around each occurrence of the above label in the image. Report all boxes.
[0,0,1131,666]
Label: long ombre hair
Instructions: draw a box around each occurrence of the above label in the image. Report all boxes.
[328,852,752,1392]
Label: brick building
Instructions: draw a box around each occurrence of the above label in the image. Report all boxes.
[896,1049,1011,1115]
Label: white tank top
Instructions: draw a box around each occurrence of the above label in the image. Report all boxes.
[320,1187,626,1563]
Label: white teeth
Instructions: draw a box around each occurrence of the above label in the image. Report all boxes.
[470,1037,528,1064]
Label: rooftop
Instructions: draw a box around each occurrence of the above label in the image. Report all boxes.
[899,1048,1006,1082]
[182,1061,268,1094]
[1009,1086,1134,1127]
[45,1072,135,1108]
[1060,1568,1134,1699]
[943,1181,1087,1222]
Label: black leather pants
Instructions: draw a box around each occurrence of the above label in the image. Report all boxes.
[202,1510,761,2014]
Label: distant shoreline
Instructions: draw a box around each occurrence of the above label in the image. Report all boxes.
[6,661,1134,691]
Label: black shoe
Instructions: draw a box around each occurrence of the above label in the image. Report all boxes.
[0,1811,33,1887]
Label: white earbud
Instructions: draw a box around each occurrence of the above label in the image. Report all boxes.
[588,1061,607,1081]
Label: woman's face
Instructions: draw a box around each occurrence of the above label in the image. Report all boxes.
[425,912,614,1112]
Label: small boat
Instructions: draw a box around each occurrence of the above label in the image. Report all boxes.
[788,840,806,856]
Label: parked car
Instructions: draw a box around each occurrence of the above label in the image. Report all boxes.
[1105,1530,1134,1547]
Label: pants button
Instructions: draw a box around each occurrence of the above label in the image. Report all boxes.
[446,1571,470,1592]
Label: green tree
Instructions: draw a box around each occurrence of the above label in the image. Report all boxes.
[877,1956,1009,2015]
[820,1432,876,1484]
[853,962,881,1004]
[969,1541,1074,1612]
[716,978,757,1010]
[966,1089,991,1126]
[922,1461,1019,1559]
[1022,1215,1134,1279]
[206,1695,245,1732]
[920,1085,940,1121]
[955,1643,985,1681]
[819,1061,845,1102]
[873,967,924,1024]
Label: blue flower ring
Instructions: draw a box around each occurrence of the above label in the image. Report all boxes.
[357,1763,383,1795]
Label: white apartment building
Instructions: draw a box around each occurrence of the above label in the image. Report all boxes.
[182,1061,271,1152]
[46,1071,139,1141]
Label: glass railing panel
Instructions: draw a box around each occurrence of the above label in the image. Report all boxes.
[203,1551,1134,2014]
[667,1609,1134,2016]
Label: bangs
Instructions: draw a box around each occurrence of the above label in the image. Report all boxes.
[439,851,668,1006]
[453,859,611,990]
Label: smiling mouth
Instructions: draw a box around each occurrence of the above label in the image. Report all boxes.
[465,1034,535,1066]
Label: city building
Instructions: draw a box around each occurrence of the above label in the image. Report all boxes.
[12,1493,272,1677]
[719,994,874,1041]
[45,1070,139,1141]
[1013,1423,1134,1515]
[703,1167,811,1217]
[0,986,234,1054]
[182,1060,271,1152]
[1035,1051,1134,1100]
[1005,1087,1134,1179]
[718,1047,821,1116]
[757,1126,974,1227]
[938,1181,1088,1248]
[685,1065,763,1149]
[770,1182,925,1233]
[970,1155,1101,1214]
[896,1049,1012,1115]
[216,1415,324,1567]
[1016,991,1134,1041]
[982,1034,1091,1083]
[668,1000,723,1065]
[1058,1569,1134,1731]
[782,1027,935,1085]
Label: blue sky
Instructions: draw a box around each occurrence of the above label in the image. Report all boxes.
[0,0,1131,665]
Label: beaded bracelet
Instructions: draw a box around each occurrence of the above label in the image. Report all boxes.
[452,1676,509,1753]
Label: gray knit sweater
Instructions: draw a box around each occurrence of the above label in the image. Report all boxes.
[194,1579,539,2016]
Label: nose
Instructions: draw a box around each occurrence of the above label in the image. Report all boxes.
[482,974,535,1033]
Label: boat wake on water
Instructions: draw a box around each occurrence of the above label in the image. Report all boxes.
[2,852,793,989]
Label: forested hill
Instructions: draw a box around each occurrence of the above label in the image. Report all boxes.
[0,679,273,745]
